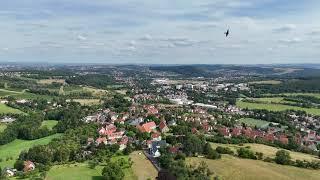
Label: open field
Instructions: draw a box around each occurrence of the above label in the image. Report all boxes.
[281,93,320,99]
[187,155,320,180]
[0,89,21,97]
[237,118,270,128]
[37,79,65,85]
[249,80,282,85]
[47,163,104,180]
[129,151,158,180]
[0,123,7,132]
[41,120,58,130]
[47,156,138,180]
[0,133,62,167]
[0,103,24,114]
[71,99,102,106]
[210,143,319,162]
[236,100,320,115]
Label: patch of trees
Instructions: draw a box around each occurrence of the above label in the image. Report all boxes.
[103,94,131,113]
[250,78,320,94]
[0,114,54,145]
[159,149,214,180]
[66,74,117,89]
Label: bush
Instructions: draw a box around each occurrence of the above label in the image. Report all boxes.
[207,150,221,160]
[275,150,291,165]
[102,162,124,180]
[237,148,256,159]
[216,146,234,155]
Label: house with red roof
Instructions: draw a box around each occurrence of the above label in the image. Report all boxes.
[218,127,231,138]
[278,134,289,144]
[151,132,162,141]
[23,161,35,172]
[137,121,156,133]
[95,137,108,146]
[231,127,242,136]
[264,133,275,142]
[119,136,129,150]
[159,120,169,133]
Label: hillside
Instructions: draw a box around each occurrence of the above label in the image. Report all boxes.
[187,155,320,180]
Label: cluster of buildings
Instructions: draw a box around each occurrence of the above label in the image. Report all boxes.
[2,161,35,177]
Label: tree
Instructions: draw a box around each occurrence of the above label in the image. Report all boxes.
[14,160,25,171]
[183,135,205,156]
[275,150,291,165]
[102,162,124,180]
[207,150,221,160]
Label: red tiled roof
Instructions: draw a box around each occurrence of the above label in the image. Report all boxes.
[137,121,156,133]
[159,120,168,131]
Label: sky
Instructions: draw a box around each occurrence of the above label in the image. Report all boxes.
[0,0,320,64]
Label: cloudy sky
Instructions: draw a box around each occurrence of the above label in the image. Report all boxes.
[0,0,320,64]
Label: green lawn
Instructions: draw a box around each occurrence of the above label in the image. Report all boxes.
[236,100,320,115]
[41,120,58,130]
[0,89,21,97]
[237,118,270,128]
[0,103,24,114]
[187,155,320,180]
[47,159,137,180]
[47,163,104,180]
[0,123,7,132]
[0,134,62,167]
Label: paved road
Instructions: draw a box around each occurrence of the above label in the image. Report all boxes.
[143,149,162,171]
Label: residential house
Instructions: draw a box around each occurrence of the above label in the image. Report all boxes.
[137,121,156,133]
[2,168,17,177]
[159,120,169,133]
[119,136,129,150]
[151,132,162,141]
[218,127,231,138]
[150,140,167,157]
[23,161,35,172]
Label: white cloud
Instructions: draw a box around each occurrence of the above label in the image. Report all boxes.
[77,35,87,41]
[273,24,297,32]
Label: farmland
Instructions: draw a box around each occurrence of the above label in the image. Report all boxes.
[0,134,62,167]
[0,103,24,114]
[129,151,158,180]
[187,155,320,180]
[210,143,319,161]
[236,100,320,115]
[237,118,270,128]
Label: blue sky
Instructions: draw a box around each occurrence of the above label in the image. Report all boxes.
[0,0,320,64]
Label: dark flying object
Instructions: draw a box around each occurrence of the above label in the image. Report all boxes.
[224,29,229,37]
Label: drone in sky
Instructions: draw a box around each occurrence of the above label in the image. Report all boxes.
[224,29,230,37]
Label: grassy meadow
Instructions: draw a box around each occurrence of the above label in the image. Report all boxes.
[187,155,320,180]
[237,118,270,128]
[129,151,158,180]
[46,151,156,180]
[236,100,320,115]
[0,103,24,114]
[41,120,58,130]
[210,143,319,162]
[0,133,62,167]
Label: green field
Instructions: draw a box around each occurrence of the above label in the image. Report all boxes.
[0,123,7,132]
[187,155,320,180]
[236,100,320,115]
[47,158,137,180]
[0,89,21,97]
[210,143,319,162]
[47,151,156,180]
[41,120,58,130]
[0,134,62,167]
[281,93,320,99]
[0,103,24,114]
[238,118,270,128]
